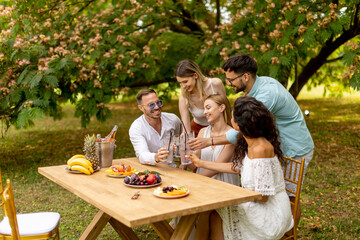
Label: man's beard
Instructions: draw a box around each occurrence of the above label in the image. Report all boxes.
[234,85,246,93]
[233,79,246,93]
[144,108,161,119]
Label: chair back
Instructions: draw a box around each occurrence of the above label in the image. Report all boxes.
[2,179,21,239]
[282,156,305,240]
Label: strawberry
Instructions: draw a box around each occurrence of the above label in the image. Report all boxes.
[146,173,157,185]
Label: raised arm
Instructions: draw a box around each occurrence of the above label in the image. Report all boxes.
[188,153,239,175]
[178,94,191,134]
[198,144,236,177]
[188,134,230,150]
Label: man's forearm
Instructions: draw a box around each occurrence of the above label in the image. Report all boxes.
[211,135,230,146]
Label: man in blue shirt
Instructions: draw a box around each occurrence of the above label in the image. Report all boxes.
[189,54,314,225]
[191,54,314,159]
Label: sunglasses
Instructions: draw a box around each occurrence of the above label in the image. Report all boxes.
[142,100,163,110]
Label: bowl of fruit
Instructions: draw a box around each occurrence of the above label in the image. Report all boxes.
[123,170,162,188]
[105,164,137,178]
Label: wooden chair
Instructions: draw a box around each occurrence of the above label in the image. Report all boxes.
[282,156,305,240]
[0,171,61,239]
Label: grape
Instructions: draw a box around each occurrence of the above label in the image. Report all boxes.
[131,173,139,182]
[155,174,161,183]
[124,176,130,184]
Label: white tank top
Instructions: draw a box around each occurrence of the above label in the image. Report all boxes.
[189,78,216,126]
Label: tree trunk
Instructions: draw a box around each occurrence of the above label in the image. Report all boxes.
[289,4,360,99]
[289,29,357,99]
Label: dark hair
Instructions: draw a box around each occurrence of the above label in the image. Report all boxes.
[136,89,156,105]
[231,96,283,169]
[222,54,258,77]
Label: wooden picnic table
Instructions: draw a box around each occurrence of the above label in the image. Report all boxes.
[38,157,261,239]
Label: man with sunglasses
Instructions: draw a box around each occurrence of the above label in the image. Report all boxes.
[129,89,182,166]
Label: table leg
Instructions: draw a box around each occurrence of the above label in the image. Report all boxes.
[109,217,139,240]
[80,210,111,240]
[151,220,174,240]
[170,214,199,240]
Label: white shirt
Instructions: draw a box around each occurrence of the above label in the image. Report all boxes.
[129,112,182,165]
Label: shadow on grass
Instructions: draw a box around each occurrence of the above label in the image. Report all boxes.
[0,98,359,239]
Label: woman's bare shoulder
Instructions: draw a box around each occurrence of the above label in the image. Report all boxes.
[251,143,274,159]
[211,77,224,86]
[198,127,207,137]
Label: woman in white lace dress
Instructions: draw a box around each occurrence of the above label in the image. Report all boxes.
[188,96,293,240]
[189,94,239,186]
[175,60,226,137]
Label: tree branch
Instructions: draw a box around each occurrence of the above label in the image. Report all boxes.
[289,29,358,98]
[216,0,221,26]
[325,55,343,63]
[289,4,360,99]
[351,4,360,33]
[129,78,176,88]
[126,22,155,35]
[171,0,204,34]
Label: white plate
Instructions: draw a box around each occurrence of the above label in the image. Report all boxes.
[106,170,137,178]
[123,182,162,188]
[153,189,190,199]
[65,166,100,174]
[106,174,130,178]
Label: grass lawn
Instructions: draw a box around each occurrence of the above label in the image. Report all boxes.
[1,92,359,239]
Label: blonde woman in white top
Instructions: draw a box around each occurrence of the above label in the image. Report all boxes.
[193,94,239,186]
[175,59,226,137]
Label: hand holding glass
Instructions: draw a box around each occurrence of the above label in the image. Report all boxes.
[180,132,195,165]
[160,139,174,163]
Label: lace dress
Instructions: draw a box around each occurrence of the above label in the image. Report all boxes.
[217,155,294,240]
[197,126,239,186]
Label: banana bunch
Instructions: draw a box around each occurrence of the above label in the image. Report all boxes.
[67,154,94,175]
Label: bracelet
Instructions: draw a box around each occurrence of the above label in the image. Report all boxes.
[211,137,214,146]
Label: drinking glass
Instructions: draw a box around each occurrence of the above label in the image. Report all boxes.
[162,139,174,164]
[173,135,180,158]
[180,132,195,165]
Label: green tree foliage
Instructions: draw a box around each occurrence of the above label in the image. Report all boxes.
[0,0,359,132]
[199,0,360,98]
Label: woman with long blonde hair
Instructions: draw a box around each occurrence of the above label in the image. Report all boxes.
[175,60,226,137]
[189,94,239,185]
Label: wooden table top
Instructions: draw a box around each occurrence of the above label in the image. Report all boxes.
[38,157,261,228]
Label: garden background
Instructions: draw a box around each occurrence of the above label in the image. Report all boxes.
[1,0,360,239]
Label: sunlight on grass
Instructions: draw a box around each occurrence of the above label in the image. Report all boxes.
[1,85,359,239]
[298,85,360,100]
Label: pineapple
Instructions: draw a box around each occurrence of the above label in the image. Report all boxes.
[84,134,99,169]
